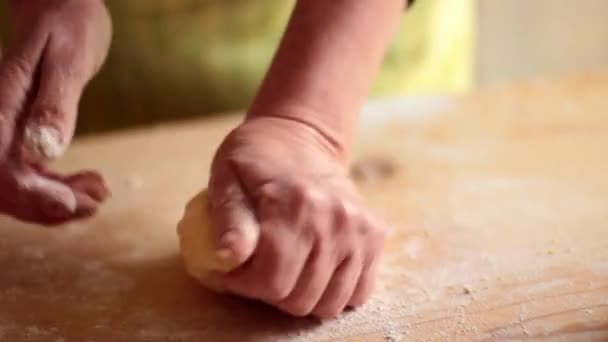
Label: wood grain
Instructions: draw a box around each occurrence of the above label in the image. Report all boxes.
[0,72,607,341]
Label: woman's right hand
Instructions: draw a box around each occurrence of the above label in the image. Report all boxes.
[0,0,112,225]
[207,117,387,318]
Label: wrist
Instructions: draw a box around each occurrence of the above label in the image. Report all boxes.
[245,107,352,164]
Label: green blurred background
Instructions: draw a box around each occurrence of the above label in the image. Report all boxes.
[2,1,608,136]
[1,0,475,135]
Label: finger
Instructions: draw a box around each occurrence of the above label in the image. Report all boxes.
[33,167,110,202]
[312,254,363,319]
[0,165,104,226]
[348,215,386,308]
[208,166,260,268]
[348,254,382,308]
[23,33,91,162]
[2,168,77,225]
[36,189,99,225]
[222,211,312,303]
[274,240,335,317]
[71,191,99,219]
[0,24,49,159]
[63,170,110,201]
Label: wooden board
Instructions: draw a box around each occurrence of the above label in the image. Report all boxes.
[0,73,607,341]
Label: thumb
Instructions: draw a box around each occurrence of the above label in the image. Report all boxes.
[208,166,260,270]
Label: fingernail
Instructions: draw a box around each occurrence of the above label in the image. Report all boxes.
[219,231,240,250]
[42,201,71,217]
[212,248,237,273]
[215,248,234,262]
[24,125,65,161]
[41,196,77,220]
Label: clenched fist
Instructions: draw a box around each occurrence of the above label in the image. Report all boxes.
[207,117,386,318]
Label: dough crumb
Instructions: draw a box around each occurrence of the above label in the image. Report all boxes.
[127,174,145,190]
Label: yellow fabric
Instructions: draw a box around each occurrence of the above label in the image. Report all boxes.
[375,0,475,95]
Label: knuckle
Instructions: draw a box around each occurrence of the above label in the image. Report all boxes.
[309,219,329,242]
[3,57,33,82]
[257,182,282,203]
[292,183,325,215]
[340,199,358,217]
[331,200,360,238]
[358,214,384,240]
[297,184,322,203]
[333,200,354,223]
[210,182,242,209]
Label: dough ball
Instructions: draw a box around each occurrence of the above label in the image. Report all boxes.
[177,189,239,292]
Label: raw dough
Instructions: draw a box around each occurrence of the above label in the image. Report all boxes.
[177,189,239,292]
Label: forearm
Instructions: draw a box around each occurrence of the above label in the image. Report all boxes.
[248,0,403,161]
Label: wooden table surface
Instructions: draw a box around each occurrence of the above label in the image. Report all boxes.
[0,73,607,341]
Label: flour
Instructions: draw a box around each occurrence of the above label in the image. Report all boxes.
[280,291,413,341]
[76,262,135,296]
[21,246,46,260]
[0,319,15,339]
[360,95,453,127]
[127,174,145,190]
[26,326,48,338]
[402,236,424,260]
[24,125,65,160]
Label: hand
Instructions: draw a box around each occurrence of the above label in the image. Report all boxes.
[207,116,386,319]
[0,0,111,225]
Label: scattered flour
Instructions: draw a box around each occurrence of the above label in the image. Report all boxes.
[127,174,145,190]
[279,291,413,341]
